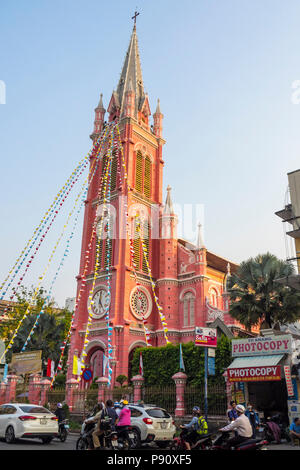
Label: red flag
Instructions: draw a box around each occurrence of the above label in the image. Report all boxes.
[46,359,55,377]
[139,352,144,377]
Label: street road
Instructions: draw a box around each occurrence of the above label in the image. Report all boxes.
[0,434,298,451]
[0,433,78,450]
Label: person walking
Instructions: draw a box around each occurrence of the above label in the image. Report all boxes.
[227,400,238,422]
[245,404,260,438]
[290,417,300,446]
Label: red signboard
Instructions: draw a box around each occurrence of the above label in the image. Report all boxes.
[284,366,294,397]
[195,327,217,348]
[228,365,281,382]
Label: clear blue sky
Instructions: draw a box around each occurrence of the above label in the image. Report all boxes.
[1,0,300,307]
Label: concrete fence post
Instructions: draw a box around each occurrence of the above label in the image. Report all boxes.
[131,375,144,404]
[40,378,51,407]
[66,378,79,412]
[96,377,109,404]
[5,375,18,403]
[172,371,187,417]
[0,382,7,404]
[28,373,41,404]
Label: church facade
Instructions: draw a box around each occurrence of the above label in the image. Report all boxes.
[67,25,246,386]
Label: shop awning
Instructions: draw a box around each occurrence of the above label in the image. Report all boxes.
[228,354,284,369]
[227,355,284,382]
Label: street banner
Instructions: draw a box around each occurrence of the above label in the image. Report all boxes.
[139,352,144,377]
[232,335,292,357]
[179,343,185,371]
[284,365,294,397]
[11,350,42,375]
[72,355,84,376]
[208,356,215,376]
[228,365,281,382]
[46,359,55,377]
[103,354,109,376]
[195,327,217,348]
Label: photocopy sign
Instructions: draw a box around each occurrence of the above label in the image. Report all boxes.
[232,335,292,357]
[228,365,281,383]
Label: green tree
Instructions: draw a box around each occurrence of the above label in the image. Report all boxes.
[0,286,71,373]
[116,375,128,387]
[130,338,232,386]
[228,253,300,329]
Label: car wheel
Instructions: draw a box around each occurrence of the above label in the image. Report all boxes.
[156,441,170,449]
[41,437,53,444]
[5,426,15,444]
[130,428,141,449]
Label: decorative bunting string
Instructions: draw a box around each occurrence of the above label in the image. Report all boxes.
[0,137,102,300]
[135,216,171,345]
[0,136,105,364]
[50,124,114,387]
[78,127,115,382]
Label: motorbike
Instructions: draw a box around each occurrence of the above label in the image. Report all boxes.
[76,415,137,450]
[76,415,96,450]
[210,431,268,450]
[261,414,291,444]
[57,419,69,442]
[170,429,213,450]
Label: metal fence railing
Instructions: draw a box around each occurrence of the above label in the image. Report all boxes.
[185,383,227,416]
[141,385,177,414]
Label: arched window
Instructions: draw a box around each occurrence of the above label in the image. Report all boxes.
[144,156,152,199]
[183,292,195,327]
[210,288,218,307]
[110,151,118,191]
[131,217,150,273]
[135,151,152,199]
[135,151,143,193]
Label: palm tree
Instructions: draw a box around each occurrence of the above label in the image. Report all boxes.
[227,253,300,329]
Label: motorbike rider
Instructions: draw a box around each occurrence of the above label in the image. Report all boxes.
[219,404,253,449]
[179,406,202,450]
[84,402,104,450]
[116,399,131,441]
[55,403,65,423]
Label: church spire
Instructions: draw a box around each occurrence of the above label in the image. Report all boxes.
[115,24,145,118]
[164,185,174,215]
[196,223,205,249]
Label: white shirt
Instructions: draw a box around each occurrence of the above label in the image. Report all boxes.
[221,413,252,438]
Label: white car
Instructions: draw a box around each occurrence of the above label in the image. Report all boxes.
[0,403,59,444]
[128,404,176,448]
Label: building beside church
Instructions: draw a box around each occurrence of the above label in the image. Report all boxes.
[67,24,251,386]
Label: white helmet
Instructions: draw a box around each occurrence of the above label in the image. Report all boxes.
[236,404,245,413]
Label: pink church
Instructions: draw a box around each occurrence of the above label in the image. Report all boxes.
[67,24,246,387]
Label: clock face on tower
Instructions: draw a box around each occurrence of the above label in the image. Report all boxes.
[88,286,111,319]
[129,286,152,320]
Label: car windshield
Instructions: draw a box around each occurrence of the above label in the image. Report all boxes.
[19,406,51,414]
[146,408,170,419]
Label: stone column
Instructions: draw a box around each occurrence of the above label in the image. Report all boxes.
[223,370,232,409]
[0,382,7,404]
[66,378,79,412]
[5,375,18,403]
[131,375,144,404]
[40,378,51,407]
[172,372,187,417]
[28,374,41,404]
[96,377,109,404]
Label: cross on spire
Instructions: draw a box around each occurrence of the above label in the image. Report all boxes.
[132,10,140,25]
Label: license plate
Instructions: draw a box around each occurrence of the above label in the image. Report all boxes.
[65,425,69,429]
[112,440,118,447]
[259,427,264,432]
[129,433,134,438]
[40,418,47,425]
[161,423,167,429]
